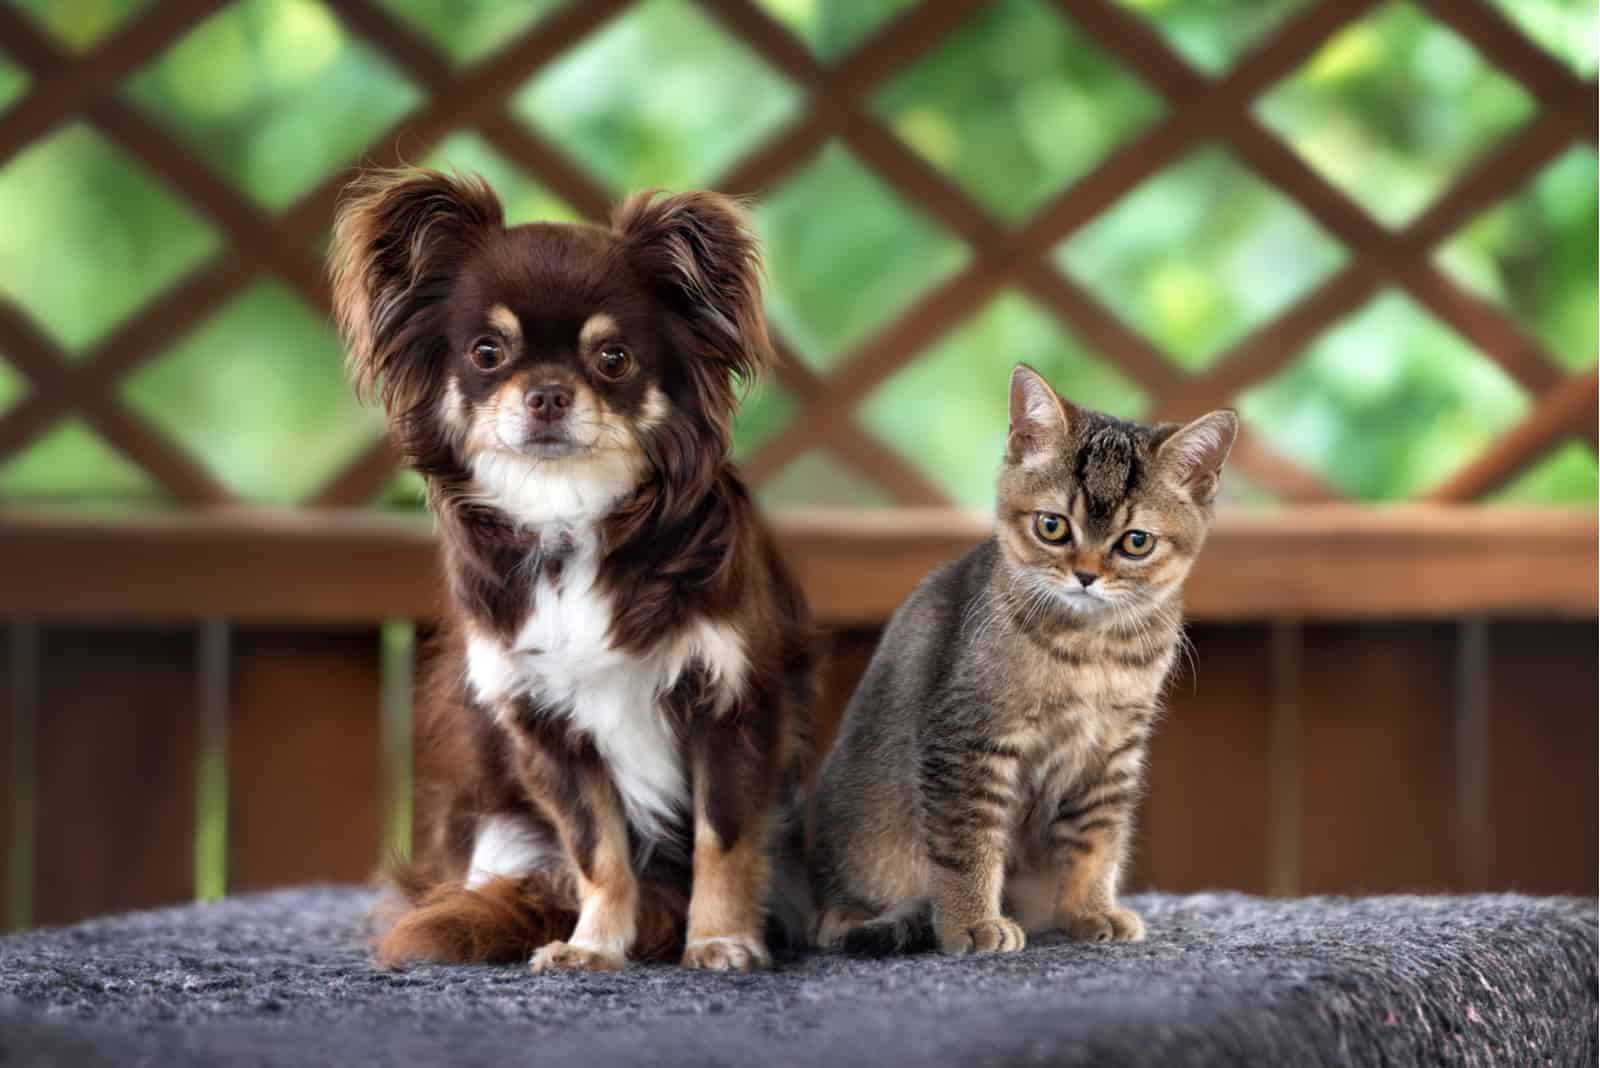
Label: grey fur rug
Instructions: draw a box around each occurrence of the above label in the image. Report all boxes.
[0,888,1593,1067]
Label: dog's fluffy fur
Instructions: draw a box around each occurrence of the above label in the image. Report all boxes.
[331,168,814,972]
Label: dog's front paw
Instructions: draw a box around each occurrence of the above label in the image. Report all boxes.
[681,934,771,972]
[1065,905,1145,943]
[530,940,626,973]
[938,915,1026,955]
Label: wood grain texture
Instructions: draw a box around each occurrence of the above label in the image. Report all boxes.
[1,507,1592,625]
[227,629,385,892]
[32,626,198,926]
[1485,622,1598,895]
[1131,625,1275,894]
[1295,624,1462,894]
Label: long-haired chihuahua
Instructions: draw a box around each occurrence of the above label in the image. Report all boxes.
[331,168,814,972]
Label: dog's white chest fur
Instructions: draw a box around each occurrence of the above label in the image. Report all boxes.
[465,526,748,843]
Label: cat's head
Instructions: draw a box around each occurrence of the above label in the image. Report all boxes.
[995,364,1236,619]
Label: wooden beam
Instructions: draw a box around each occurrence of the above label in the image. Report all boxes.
[0,505,1592,624]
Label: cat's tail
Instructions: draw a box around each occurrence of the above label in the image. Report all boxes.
[840,899,937,957]
[371,866,683,966]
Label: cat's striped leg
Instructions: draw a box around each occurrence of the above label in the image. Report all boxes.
[1049,741,1147,943]
[922,728,1027,955]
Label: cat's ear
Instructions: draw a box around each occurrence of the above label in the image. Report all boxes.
[1007,364,1074,463]
[1156,410,1238,505]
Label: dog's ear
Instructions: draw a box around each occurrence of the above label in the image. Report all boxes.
[614,190,773,382]
[330,167,503,415]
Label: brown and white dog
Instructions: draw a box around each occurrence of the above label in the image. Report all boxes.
[330,168,814,972]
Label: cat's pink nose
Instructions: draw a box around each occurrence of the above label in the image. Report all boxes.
[1074,570,1098,587]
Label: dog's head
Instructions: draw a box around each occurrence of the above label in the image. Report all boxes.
[330,168,771,524]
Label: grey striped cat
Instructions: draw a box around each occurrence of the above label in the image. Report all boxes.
[810,364,1236,955]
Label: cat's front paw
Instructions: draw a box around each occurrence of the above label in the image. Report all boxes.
[939,915,1026,955]
[681,934,770,972]
[1065,905,1145,943]
[530,940,626,973]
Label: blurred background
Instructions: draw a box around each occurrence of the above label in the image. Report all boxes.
[0,0,1594,930]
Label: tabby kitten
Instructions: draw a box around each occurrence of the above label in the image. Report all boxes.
[810,365,1235,955]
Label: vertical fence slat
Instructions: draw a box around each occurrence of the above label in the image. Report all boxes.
[1297,623,1462,893]
[1487,621,1598,894]
[1134,623,1276,894]
[809,628,881,786]
[1,626,11,928]
[33,625,199,926]
[227,628,384,891]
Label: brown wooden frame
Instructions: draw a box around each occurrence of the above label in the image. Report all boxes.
[0,0,1593,509]
[0,504,1594,624]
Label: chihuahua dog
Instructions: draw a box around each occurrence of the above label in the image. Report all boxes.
[331,168,813,972]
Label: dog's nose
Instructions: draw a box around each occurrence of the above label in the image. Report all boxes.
[525,384,574,421]
[1074,570,1098,588]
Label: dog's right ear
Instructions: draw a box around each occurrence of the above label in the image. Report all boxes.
[329,167,503,414]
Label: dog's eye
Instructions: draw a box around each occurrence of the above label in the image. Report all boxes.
[1033,512,1071,545]
[596,347,632,381]
[468,338,503,372]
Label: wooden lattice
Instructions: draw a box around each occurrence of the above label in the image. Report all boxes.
[0,0,1594,509]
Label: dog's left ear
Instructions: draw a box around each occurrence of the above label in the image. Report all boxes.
[614,190,773,381]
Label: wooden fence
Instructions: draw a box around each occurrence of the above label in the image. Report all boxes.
[0,0,1596,929]
[1,506,1595,931]
[0,0,1593,503]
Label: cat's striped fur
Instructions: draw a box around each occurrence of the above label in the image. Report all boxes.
[810,365,1235,955]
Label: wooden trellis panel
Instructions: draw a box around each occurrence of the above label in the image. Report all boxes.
[0,0,1593,510]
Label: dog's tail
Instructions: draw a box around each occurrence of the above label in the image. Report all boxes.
[839,898,937,957]
[372,866,684,966]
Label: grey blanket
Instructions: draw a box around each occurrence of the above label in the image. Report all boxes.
[0,887,1594,1067]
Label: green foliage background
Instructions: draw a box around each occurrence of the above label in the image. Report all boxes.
[0,0,1594,510]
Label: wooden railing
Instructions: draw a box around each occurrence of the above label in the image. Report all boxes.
[1,505,1595,930]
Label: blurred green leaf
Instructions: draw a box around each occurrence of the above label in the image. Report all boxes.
[1116,0,1309,74]
[11,0,150,52]
[421,131,581,225]
[1238,292,1530,499]
[859,291,1148,508]
[374,0,568,66]
[0,356,23,417]
[0,123,219,354]
[513,0,802,192]
[1256,1,1536,228]
[757,142,967,370]
[1491,440,1600,504]
[732,377,797,460]
[121,281,384,504]
[753,0,918,61]
[1436,147,1597,372]
[1057,145,1345,371]
[0,53,28,109]
[758,450,891,509]
[125,0,424,210]
[373,468,426,511]
[1484,0,1598,76]
[0,419,164,505]
[874,0,1164,223]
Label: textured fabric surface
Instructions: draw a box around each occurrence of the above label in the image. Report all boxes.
[0,887,1594,1067]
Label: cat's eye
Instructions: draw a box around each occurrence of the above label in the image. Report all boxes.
[1033,512,1071,545]
[596,346,633,381]
[1118,530,1157,558]
[468,337,503,372]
